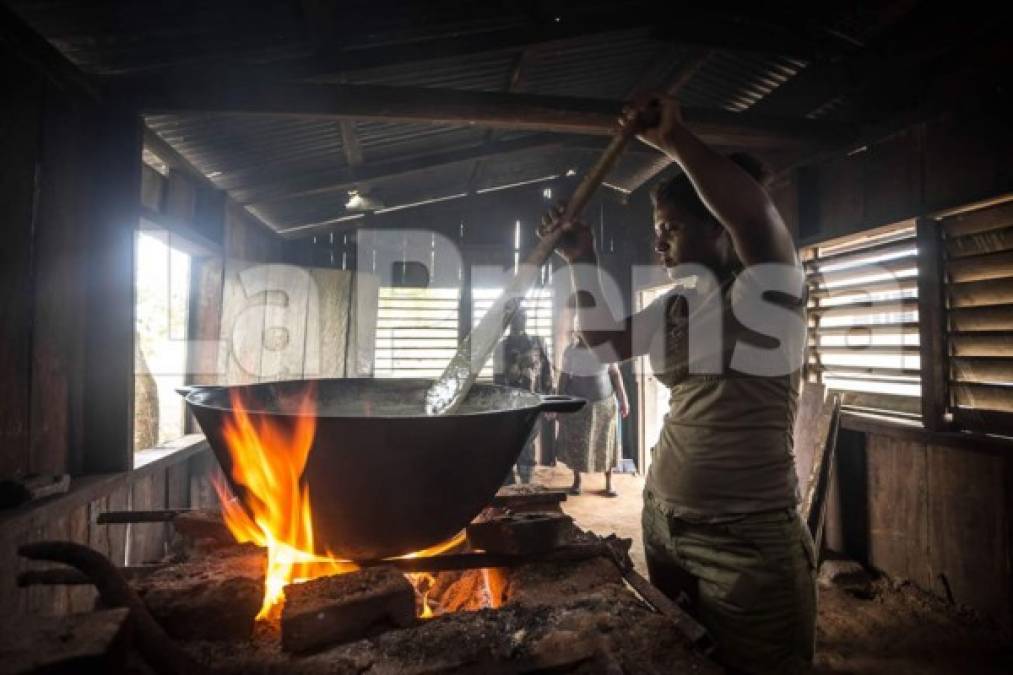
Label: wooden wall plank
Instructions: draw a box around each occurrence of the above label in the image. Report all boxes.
[105,485,130,568]
[128,471,167,564]
[22,518,47,615]
[166,462,190,509]
[0,449,212,621]
[348,272,379,377]
[830,427,1012,632]
[81,105,142,473]
[188,450,222,510]
[219,259,266,384]
[66,504,96,612]
[87,495,111,559]
[0,59,43,477]
[815,153,864,236]
[187,257,225,389]
[862,128,921,226]
[806,111,1013,244]
[140,164,165,211]
[44,512,71,615]
[225,201,280,263]
[308,268,353,378]
[29,90,91,475]
[164,169,196,222]
[865,434,933,589]
[260,264,312,381]
[0,522,30,628]
[924,115,1000,212]
[926,443,1009,628]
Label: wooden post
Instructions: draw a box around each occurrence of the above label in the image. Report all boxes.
[82,105,143,473]
[915,216,949,431]
[0,59,43,477]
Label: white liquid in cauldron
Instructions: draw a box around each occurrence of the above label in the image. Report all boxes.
[221,380,537,418]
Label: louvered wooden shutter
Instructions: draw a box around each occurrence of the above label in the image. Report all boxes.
[804,223,922,419]
[374,287,460,378]
[937,197,1013,433]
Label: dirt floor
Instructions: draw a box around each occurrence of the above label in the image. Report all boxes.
[531,463,1013,675]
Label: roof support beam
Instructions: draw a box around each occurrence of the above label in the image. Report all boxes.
[467,46,536,194]
[338,121,364,167]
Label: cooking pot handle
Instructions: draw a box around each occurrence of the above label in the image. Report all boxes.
[538,394,586,414]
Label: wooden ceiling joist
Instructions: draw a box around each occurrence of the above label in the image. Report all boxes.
[338,120,364,168]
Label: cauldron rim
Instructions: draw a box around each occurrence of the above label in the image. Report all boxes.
[181,377,547,420]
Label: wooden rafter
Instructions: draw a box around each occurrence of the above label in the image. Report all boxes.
[467,46,537,194]
[338,121,364,168]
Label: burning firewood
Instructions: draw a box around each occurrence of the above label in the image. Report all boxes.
[280,566,416,654]
[170,509,234,548]
[466,511,574,555]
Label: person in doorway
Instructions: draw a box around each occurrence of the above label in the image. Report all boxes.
[537,94,814,674]
[493,308,552,484]
[555,323,629,496]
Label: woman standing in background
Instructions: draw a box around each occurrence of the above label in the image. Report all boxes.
[555,325,629,496]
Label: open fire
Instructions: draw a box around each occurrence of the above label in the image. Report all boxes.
[212,384,465,620]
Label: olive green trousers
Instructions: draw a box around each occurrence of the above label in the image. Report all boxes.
[642,489,817,674]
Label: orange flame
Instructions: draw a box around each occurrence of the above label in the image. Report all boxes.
[213,384,355,620]
[211,384,468,621]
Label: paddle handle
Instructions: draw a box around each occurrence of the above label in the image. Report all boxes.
[425,123,637,416]
[524,123,638,270]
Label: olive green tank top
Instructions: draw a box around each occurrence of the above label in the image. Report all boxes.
[646,271,805,519]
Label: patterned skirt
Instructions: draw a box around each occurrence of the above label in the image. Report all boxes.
[555,397,618,474]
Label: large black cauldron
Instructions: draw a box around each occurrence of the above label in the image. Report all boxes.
[181,378,584,560]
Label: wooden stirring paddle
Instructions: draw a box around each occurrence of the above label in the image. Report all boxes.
[425,123,639,415]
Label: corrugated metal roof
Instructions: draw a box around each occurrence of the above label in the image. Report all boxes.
[145,114,345,191]
[677,52,808,112]
[472,147,591,193]
[8,0,310,74]
[518,28,663,100]
[353,122,487,164]
[605,152,672,194]
[11,1,913,233]
[343,51,517,92]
